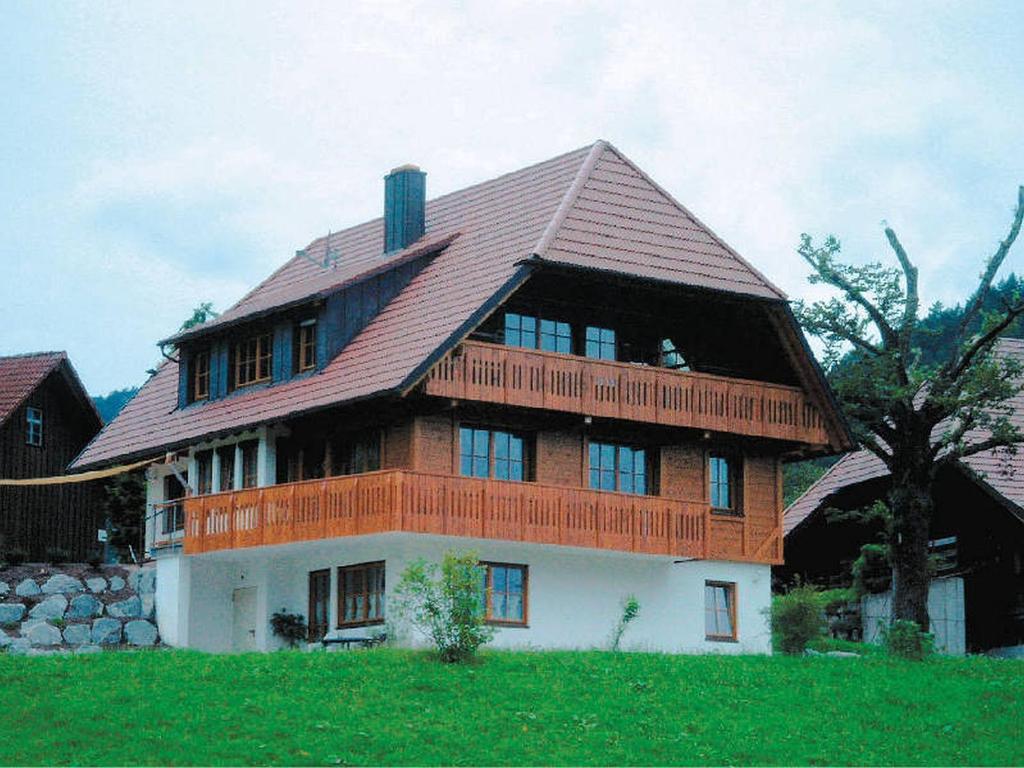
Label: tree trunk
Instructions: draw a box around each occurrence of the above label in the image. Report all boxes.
[887,469,933,629]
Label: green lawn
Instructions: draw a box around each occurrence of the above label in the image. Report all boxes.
[0,649,1022,766]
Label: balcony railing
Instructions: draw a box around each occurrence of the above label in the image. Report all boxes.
[424,340,830,445]
[180,469,710,559]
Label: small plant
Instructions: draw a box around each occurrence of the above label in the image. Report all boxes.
[883,619,934,660]
[270,610,307,648]
[2,547,28,566]
[394,550,493,663]
[769,585,826,654]
[45,547,70,565]
[86,550,104,569]
[49,617,67,629]
[610,595,640,651]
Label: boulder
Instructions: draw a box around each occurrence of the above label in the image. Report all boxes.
[108,576,126,592]
[141,593,156,620]
[20,620,47,635]
[68,594,103,620]
[63,623,92,645]
[0,603,27,624]
[74,644,102,655]
[0,580,9,596]
[15,579,41,597]
[26,622,63,646]
[130,569,157,595]
[85,577,108,594]
[7,637,32,655]
[41,574,84,595]
[108,596,142,619]
[28,595,67,621]
[92,618,121,645]
[124,620,158,647]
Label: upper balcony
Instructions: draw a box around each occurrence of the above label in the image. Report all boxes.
[424,340,830,446]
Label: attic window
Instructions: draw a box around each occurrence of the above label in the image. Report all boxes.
[233,333,273,389]
[295,319,317,373]
[25,407,43,447]
[192,350,211,401]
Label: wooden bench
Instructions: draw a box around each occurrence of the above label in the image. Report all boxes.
[321,633,387,650]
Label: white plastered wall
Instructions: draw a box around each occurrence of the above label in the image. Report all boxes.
[161,533,771,654]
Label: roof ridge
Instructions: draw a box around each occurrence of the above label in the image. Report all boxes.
[0,350,65,361]
[533,140,607,258]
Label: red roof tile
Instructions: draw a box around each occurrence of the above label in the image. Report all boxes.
[785,338,1024,534]
[73,141,796,470]
[0,352,67,426]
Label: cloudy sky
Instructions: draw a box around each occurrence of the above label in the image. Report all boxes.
[2,1,1023,396]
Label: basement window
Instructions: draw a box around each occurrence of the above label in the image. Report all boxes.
[705,581,737,641]
[480,562,527,625]
[25,407,43,447]
[338,561,385,627]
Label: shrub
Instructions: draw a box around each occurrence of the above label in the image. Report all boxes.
[770,585,826,654]
[270,610,307,648]
[610,595,640,651]
[394,550,493,663]
[2,547,27,566]
[86,550,104,570]
[853,543,892,595]
[45,547,70,565]
[883,619,934,660]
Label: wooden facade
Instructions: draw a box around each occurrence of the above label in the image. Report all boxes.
[0,363,104,560]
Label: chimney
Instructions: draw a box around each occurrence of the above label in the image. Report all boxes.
[383,164,426,253]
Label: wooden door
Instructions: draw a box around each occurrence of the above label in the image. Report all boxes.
[231,587,258,651]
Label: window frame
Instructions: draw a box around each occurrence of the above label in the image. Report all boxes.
[458,426,530,481]
[295,318,318,374]
[232,332,273,389]
[25,406,43,447]
[503,312,573,355]
[584,325,617,361]
[705,580,738,642]
[194,450,214,496]
[192,349,211,401]
[217,446,235,492]
[480,561,529,627]
[308,568,331,642]
[240,440,260,489]
[337,561,386,628]
[709,452,743,515]
[587,439,652,495]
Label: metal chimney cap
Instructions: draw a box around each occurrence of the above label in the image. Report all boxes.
[387,163,422,176]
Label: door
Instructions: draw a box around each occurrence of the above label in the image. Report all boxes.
[308,569,331,642]
[232,587,258,651]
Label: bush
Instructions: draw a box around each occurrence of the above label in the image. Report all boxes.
[2,547,27,566]
[770,585,826,654]
[86,550,104,570]
[610,595,640,651]
[394,550,493,663]
[270,610,307,648]
[45,547,70,565]
[853,543,892,595]
[883,619,934,660]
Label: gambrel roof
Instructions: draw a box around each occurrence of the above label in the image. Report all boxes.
[72,141,819,470]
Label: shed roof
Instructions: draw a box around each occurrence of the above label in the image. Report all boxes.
[72,141,803,470]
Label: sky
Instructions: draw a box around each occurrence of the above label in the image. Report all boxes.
[1,1,1023,396]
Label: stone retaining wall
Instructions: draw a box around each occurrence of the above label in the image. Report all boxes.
[0,563,159,656]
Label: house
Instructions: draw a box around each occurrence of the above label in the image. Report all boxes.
[71,141,851,653]
[782,338,1024,655]
[0,352,105,561]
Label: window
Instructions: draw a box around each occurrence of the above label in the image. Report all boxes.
[192,349,211,401]
[585,326,616,360]
[233,332,272,389]
[162,474,187,534]
[25,407,42,447]
[705,581,737,641]
[194,450,213,495]
[240,440,259,489]
[928,536,959,575]
[308,569,331,642]
[331,431,381,476]
[709,453,742,514]
[480,562,527,625]
[338,561,385,627]
[504,313,572,354]
[588,442,648,494]
[217,446,235,492]
[295,319,317,373]
[660,338,688,370]
[459,427,527,481]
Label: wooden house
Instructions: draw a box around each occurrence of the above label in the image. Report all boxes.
[71,142,851,652]
[782,339,1024,655]
[0,352,104,560]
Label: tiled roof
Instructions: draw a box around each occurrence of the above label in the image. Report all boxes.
[0,352,67,426]
[784,338,1024,535]
[73,141,792,470]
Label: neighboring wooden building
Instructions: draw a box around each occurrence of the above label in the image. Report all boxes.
[782,339,1024,654]
[0,352,104,560]
[72,142,851,653]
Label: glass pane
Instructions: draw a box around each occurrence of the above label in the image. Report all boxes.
[508,567,523,592]
[474,430,489,456]
[473,457,489,478]
[589,468,600,490]
[600,444,615,469]
[493,593,507,619]
[494,432,509,459]
[600,469,615,491]
[493,566,507,592]
[509,458,523,481]
[510,436,523,461]
[507,594,523,620]
[460,455,474,477]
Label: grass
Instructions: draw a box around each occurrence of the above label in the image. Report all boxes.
[0,648,1022,766]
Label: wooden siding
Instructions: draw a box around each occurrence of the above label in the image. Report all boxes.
[177,470,712,560]
[0,370,104,560]
[425,341,830,445]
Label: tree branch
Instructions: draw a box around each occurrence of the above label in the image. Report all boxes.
[949,299,1024,382]
[936,435,1018,467]
[884,226,918,359]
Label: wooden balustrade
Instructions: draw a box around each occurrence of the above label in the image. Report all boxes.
[424,340,830,445]
[182,470,710,559]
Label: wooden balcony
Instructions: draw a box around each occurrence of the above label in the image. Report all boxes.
[424,340,830,445]
[175,469,712,559]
